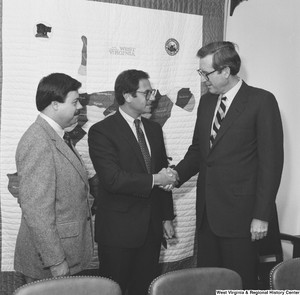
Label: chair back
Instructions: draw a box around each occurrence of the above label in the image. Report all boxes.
[148,267,242,295]
[13,275,122,295]
[270,257,300,290]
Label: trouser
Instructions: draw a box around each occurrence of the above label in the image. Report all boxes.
[98,223,161,295]
[197,209,259,289]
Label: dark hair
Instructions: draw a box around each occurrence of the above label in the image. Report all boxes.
[36,73,81,111]
[197,41,241,76]
[114,69,150,105]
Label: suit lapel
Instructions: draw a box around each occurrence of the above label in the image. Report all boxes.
[55,138,89,186]
[209,82,248,152]
[36,116,89,187]
[114,111,149,173]
[205,94,219,155]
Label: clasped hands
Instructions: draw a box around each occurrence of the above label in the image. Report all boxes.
[155,167,179,191]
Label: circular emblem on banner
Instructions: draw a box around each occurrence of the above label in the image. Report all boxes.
[165,38,179,56]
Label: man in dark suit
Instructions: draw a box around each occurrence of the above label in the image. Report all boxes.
[14,73,93,282]
[170,41,284,289]
[88,69,176,295]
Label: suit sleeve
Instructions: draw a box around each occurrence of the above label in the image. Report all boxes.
[253,92,284,221]
[88,124,153,197]
[175,103,202,185]
[16,132,65,267]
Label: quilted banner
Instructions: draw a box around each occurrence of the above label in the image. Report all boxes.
[0,0,202,271]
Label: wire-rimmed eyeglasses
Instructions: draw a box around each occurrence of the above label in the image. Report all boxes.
[197,69,217,81]
[136,89,157,101]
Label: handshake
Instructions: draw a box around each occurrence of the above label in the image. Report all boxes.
[154,167,179,191]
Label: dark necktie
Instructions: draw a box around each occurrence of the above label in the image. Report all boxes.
[63,132,77,155]
[210,96,227,147]
[134,119,151,173]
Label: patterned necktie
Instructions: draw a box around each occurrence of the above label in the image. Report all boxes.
[63,132,78,157]
[63,132,73,149]
[63,132,81,160]
[210,96,227,147]
[134,119,151,173]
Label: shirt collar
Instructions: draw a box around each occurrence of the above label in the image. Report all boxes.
[222,78,242,103]
[39,113,65,139]
[119,107,142,128]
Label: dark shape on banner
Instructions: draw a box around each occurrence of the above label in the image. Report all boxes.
[78,35,87,76]
[150,90,173,127]
[69,91,116,143]
[175,88,195,112]
[80,91,115,109]
[69,122,87,145]
[230,0,248,16]
[35,23,52,38]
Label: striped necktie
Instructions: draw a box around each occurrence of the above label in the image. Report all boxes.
[210,96,227,147]
[134,119,151,173]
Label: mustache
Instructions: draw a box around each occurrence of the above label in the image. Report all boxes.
[74,109,81,116]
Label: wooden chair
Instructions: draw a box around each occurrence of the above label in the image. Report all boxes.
[148,267,242,295]
[270,257,300,290]
[13,275,122,295]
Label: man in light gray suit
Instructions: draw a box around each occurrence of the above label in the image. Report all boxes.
[14,73,93,283]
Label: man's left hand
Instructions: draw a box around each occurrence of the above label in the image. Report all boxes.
[7,172,21,199]
[163,220,175,239]
[50,260,70,277]
[250,218,268,241]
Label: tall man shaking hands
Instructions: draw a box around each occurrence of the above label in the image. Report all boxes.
[171,42,283,289]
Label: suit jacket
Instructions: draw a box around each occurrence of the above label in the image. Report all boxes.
[176,81,284,238]
[14,115,93,279]
[88,110,174,248]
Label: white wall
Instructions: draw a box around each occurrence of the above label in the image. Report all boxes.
[226,0,300,256]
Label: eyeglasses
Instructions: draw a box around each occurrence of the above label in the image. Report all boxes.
[197,69,217,81]
[136,89,157,101]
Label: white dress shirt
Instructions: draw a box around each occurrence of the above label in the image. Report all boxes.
[39,113,64,138]
[211,78,243,132]
[119,107,151,155]
[119,107,154,186]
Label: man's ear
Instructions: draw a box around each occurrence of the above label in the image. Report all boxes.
[223,66,231,78]
[51,101,59,110]
[124,93,132,103]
